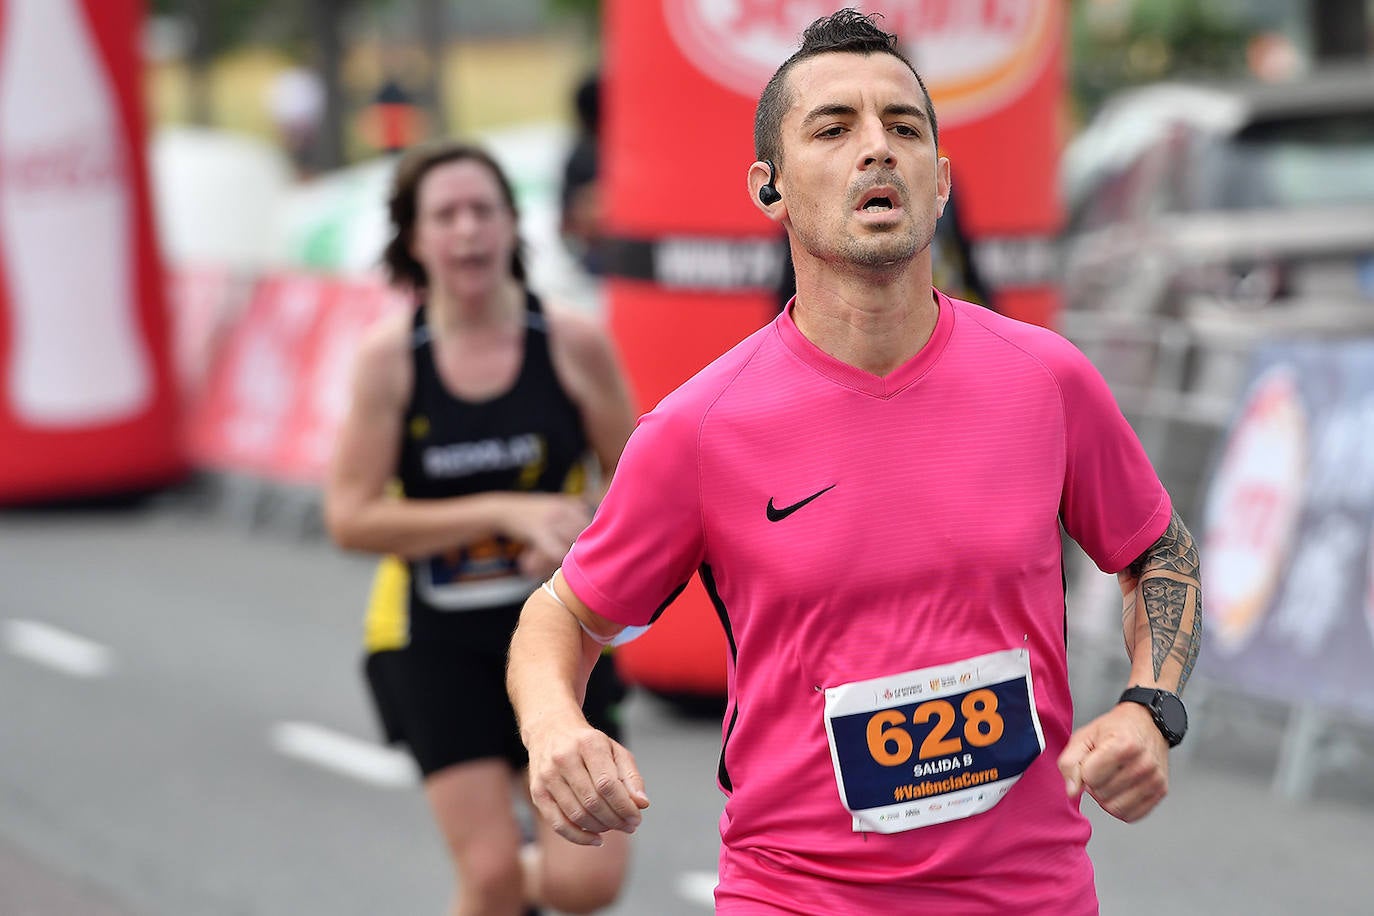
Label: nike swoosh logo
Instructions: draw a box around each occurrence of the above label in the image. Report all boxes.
[766,485,836,522]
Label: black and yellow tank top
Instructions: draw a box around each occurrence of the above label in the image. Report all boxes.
[364,291,589,651]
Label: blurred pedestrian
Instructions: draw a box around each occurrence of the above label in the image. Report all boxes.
[361,76,426,156]
[324,140,637,915]
[266,63,324,178]
[560,71,605,277]
[509,10,1201,914]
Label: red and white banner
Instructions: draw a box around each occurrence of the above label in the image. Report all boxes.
[166,264,254,400]
[185,273,407,484]
[272,277,406,481]
[0,0,184,503]
[185,274,324,479]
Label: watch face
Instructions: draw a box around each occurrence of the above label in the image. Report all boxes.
[1157,693,1188,741]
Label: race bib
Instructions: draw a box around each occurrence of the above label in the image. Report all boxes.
[417,537,538,610]
[823,648,1045,834]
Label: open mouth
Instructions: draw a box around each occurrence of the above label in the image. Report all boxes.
[856,188,901,214]
[452,254,495,269]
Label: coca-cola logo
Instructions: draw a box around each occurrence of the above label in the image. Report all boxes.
[664,0,1061,127]
[2,132,122,191]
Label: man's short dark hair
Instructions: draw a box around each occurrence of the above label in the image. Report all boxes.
[753,9,938,167]
[382,140,526,291]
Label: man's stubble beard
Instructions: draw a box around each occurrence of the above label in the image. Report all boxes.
[828,214,937,272]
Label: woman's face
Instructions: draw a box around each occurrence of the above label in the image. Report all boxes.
[409,158,518,301]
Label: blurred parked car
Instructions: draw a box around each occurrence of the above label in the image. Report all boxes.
[1059,66,1374,518]
[1063,66,1374,320]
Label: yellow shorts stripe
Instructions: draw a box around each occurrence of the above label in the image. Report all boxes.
[363,555,410,652]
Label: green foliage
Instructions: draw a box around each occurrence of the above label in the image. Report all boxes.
[150,0,274,53]
[150,0,395,56]
[546,0,601,19]
[1072,0,1252,119]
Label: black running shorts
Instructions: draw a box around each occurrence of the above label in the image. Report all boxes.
[364,623,627,778]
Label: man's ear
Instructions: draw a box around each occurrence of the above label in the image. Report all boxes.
[748,160,784,219]
[935,156,952,219]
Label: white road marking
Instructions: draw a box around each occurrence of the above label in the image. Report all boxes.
[270,721,417,789]
[2,619,114,678]
[675,870,718,909]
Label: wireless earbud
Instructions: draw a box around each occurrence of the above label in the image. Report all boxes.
[757,160,781,206]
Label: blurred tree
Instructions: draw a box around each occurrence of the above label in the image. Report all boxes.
[306,0,349,170]
[152,0,401,168]
[416,0,448,137]
[150,0,274,55]
[547,0,600,21]
[1071,0,1251,118]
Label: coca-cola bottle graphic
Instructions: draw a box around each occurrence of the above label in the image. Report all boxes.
[0,0,151,426]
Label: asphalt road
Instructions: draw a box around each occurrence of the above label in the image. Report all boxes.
[2,496,1370,915]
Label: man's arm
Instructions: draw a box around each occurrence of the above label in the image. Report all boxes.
[508,573,650,846]
[1119,510,1203,692]
[1058,509,1203,822]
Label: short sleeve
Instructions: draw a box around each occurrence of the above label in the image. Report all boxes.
[562,402,706,626]
[1057,345,1172,573]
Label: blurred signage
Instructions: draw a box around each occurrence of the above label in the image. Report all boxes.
[186,275,324,479]
[665,0,1059,128]
[166,265,253,399]
[186,273,407,483]
[274,278,405,479]
[1201,342,1374,721]
[605,0,1063,320]
[0,0,184,503]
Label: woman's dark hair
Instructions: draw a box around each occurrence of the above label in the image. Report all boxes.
[382,140,527,290]
[753,9,938,167]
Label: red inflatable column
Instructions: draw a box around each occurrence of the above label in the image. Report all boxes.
[0,0,183,504]
[909,1,1067,328]
[602,0,783,697]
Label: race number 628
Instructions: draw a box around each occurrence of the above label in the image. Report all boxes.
[865,689,1005,766]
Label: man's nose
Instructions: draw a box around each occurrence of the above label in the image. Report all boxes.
[857,118,895,169]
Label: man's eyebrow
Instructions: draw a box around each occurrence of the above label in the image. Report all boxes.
[883,103,928,122]
[800,102,928,128]
[800,103,858,128]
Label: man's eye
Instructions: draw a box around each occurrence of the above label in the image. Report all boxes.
[818,125,845,138]
[892,124,920,137]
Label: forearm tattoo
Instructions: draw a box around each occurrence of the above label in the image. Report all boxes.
[1125,511,1203,689]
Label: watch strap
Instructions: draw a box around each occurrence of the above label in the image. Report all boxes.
[1118,686,1186,747]
[1119,686,1161,706]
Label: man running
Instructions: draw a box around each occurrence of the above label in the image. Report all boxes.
[508,10,1201,913]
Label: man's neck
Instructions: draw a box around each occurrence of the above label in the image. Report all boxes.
[790,257,939,377]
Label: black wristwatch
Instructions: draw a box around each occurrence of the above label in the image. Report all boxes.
[1118,686,1188,747]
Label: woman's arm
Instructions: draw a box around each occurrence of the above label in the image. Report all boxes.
[546,307,637,502]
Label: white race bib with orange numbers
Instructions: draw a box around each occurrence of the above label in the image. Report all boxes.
[823,648,1046,834]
